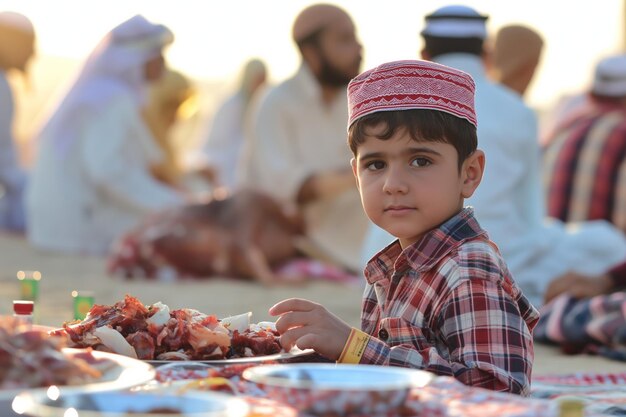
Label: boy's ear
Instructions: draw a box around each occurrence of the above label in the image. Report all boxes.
[350,157,360,191]
[460,150,485,198]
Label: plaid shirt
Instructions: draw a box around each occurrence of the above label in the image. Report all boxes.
[360,208,539,396]
[543,98,626,286]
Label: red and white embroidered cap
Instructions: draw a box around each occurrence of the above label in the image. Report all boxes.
[347,59,477,130]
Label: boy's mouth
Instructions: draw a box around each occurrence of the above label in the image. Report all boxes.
[384,205,415,212]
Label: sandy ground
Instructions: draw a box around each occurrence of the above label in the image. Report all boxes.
[2,232,626,378]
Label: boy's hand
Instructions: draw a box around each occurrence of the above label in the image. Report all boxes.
[269,298,352,360]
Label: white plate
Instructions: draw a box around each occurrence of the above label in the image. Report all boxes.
[243,363,434,390]
[242,364,434,415]
[1,348,156,401]
[15,390,249,417]
[147,348,317,366]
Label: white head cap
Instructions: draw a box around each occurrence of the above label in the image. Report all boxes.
[592,55,626,97]
[421,5,488,39]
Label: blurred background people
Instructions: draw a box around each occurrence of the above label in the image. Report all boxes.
[542,54,626,300]
[420,5,626,307]
[27,15,184,255]
[0,11,35,233]
[492,24,544,98]
[363,5,626,307]
[202,58,267,192]
[240,4,368,273]
[142,68,197,188]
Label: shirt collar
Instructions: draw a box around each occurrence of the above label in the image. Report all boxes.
[433,53,486,82]
[364,207,487,284]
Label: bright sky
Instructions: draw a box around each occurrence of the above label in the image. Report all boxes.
[1,0,624,110]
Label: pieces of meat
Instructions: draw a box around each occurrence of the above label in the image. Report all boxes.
[57,295,284,361]
[126,331,155,360]
[231,329,282,357]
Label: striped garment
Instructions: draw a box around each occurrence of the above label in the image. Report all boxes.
[543,98,626,232]
[542,98,626,285]
[360,208,539,396]
[534,292,626,362]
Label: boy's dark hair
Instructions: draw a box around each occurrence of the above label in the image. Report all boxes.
[422,35,484,59]
[348,109,477,170]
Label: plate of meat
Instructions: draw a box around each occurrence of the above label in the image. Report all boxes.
[0,317,155,401]
[50,295,317,364]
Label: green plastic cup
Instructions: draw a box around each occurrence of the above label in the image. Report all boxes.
[17,271,41,301]
[72,290,95,320]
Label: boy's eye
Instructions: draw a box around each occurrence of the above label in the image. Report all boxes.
[411,157,431,167]
[365,160,385,171]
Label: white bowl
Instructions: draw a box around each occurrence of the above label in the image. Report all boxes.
[14,391,249,417]
[242,363,433,415]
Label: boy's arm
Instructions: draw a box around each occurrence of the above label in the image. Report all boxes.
[358,279,534,396]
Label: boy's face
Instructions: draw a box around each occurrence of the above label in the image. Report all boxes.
[351,123,484,249]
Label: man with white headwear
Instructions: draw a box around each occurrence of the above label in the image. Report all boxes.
[0,12,35,232]
[542,54,626,301]
[27,15,184,254]
[362,5,626,307]
[240,4,368,273]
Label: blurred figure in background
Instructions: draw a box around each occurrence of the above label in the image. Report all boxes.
[363,5,626,306]
[142,68,197,188]
[240,4,368,273]
[420,5,626,307]
[202,58,267,192]
[542,54,626,300]
[0,12,35,233]
[27,15,184,255]
[492,24,544,98]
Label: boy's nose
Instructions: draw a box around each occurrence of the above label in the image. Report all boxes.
[382,170,409,195]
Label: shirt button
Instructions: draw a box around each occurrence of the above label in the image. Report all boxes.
[378,328,389,341]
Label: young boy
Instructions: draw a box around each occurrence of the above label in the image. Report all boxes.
[270,60,539,396]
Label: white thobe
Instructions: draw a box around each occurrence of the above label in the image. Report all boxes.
[0,70,26,231]
[27,91,183,254]
[362,54,626,306]
[240,64,368,272]
[202,92,246,190]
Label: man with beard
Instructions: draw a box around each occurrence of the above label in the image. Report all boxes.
[240,4,368,273]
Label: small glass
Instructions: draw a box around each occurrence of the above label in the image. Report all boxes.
[13,300,34,324]
[17,270,41,301]
[72,290,94,320]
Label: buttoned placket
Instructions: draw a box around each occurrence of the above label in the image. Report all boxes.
[377,265,411,343]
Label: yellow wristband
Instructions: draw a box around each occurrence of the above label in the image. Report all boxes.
[337,328,371,364]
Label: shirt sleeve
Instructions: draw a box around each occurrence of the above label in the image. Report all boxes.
[81,98,183,213]
[359,279,534,396]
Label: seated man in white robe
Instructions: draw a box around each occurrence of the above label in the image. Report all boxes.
[27,15,184,254]
[240,4,369,273]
